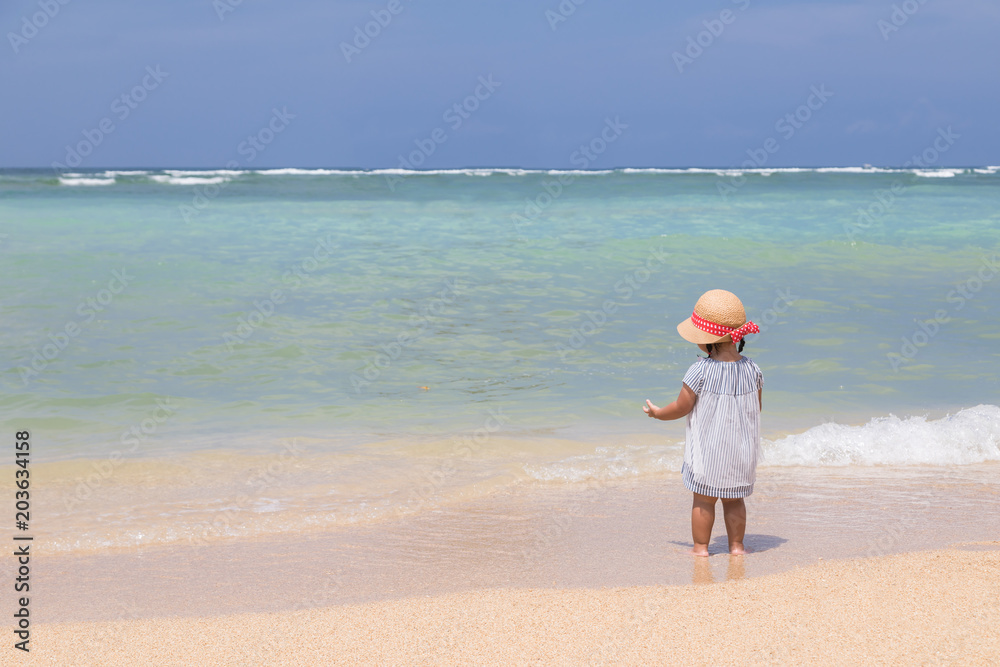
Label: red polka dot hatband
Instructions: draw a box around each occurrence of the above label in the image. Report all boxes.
[676,289,759,345]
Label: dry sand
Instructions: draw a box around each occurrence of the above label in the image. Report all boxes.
[24,546,999,666]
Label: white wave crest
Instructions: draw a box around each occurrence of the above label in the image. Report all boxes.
[912,169,963,178]
[762,404,1000,467]
[367,167,536,177]
[164,169,244,177]
[814,166,894,173]
[253,168,351,175]
[59,177,115,186]
[41,166,1000,184]
[102,170,150,176]
[148,175,231,185]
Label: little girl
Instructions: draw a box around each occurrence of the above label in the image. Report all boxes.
[643,289,763,557]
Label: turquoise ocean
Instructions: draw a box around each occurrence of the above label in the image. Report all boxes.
[2,166,999,553]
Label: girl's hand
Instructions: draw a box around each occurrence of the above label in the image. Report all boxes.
[644,385,696,421]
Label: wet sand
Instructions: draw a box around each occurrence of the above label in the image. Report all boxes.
[25,547,1000,665]
[5,465,999,663]
[8,465,998,622]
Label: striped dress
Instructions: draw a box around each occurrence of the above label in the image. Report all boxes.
[681,356,763,499]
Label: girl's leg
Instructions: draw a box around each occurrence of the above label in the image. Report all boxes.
[721,497,748,554]
[690,493,717,556]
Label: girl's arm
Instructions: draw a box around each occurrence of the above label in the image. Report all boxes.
[644,383,697,421]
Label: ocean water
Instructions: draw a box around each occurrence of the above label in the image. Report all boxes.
[1,167,998,553]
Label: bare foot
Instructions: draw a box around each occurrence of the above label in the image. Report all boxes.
[690,546,710,557]
[728,543,752,555]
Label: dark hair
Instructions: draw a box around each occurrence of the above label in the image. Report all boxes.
[704,340,746,358]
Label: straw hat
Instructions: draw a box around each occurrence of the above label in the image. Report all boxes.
[676,289,758,344]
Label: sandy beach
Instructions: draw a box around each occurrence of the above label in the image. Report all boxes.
[5,0,1000,663]
[8,470,999,665]
[23,546,999,665]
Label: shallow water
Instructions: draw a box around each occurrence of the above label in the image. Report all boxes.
[20,464,1000,623]
[1,167,999,555]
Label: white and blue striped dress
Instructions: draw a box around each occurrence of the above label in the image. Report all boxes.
[681,356,763,499]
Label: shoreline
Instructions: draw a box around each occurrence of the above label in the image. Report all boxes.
[22,547,1000,665]
[13,467,1000,626]
[12,402,999,557]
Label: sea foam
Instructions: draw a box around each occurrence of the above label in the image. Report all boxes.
[38,166,996,185]
[762,404,1000,467]
[523,405,1000,484]
[148,174,232,185]
[59,176,115,186]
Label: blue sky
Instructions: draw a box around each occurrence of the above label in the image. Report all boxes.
[1,0,997,168]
